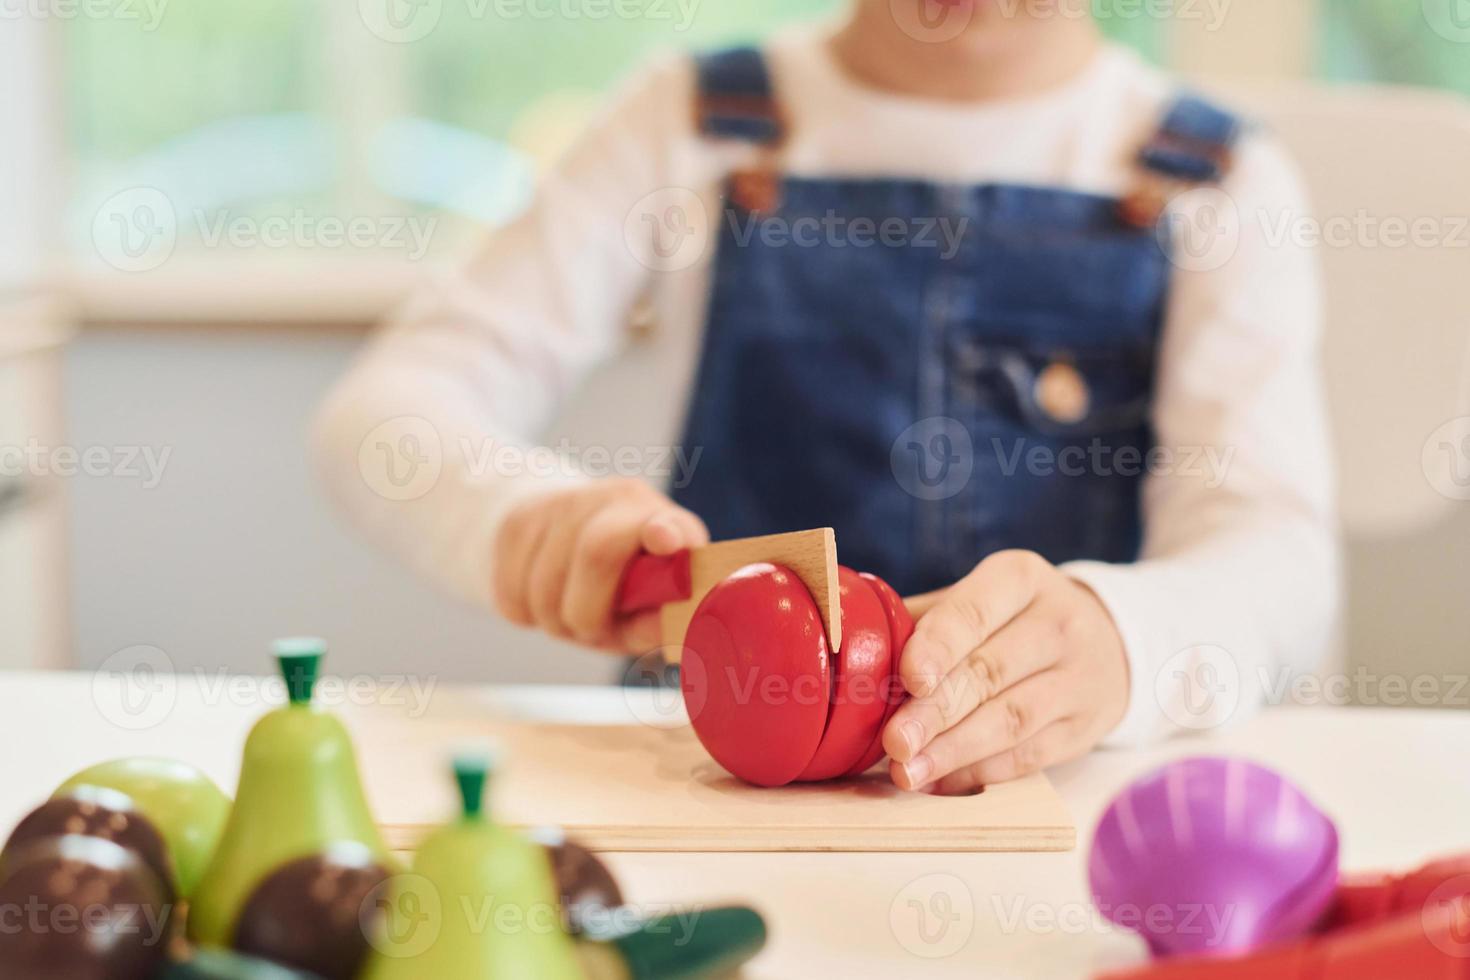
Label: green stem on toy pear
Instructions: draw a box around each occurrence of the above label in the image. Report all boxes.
[272,637,326,706]
[453,752,495,822]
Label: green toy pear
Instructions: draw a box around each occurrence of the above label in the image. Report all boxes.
[188,638,395,948]
[360,752,583,980]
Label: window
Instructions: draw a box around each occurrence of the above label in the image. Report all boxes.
[57,2,1463,290]
[63,1,1168,273]
[1320,0,1470,94]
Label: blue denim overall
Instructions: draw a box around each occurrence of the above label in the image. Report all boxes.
[671,47,1240,597]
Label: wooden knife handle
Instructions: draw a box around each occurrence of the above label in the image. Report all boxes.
[616,550,693,614]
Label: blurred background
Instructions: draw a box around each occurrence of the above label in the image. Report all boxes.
[1,0,1467,696]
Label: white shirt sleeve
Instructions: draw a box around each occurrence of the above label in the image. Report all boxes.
[1064,133,1342,745]
[311,57,692,606]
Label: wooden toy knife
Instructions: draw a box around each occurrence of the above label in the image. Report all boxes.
[615,527,841,660]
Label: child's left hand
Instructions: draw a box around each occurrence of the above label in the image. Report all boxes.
[881,550,1129,794]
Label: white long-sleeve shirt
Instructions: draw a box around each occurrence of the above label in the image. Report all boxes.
[314,28,1340,745]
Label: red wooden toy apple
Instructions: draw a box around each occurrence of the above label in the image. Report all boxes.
[619,534,911,787]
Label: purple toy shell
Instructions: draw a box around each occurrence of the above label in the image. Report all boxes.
[1088,756,1339,959]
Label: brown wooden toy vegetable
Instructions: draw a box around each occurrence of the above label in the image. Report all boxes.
[530,827,624,932]
[231,841,391,980]
[0,835,172,980]
[2,786,174,902]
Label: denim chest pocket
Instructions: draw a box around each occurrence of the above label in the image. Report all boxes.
[948,340,1153,437]
[943,334,1156,568]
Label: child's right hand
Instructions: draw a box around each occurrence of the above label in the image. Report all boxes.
[492,479,709,652]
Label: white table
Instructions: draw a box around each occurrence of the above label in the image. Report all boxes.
[4,671,1468,979]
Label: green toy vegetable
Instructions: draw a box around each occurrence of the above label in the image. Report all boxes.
[188,639,395,948]
[55,756,231,898]
[360,752,583,980]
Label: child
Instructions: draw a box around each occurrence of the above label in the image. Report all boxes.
[315,1,1338,794]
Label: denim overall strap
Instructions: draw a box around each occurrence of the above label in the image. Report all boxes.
[1121,94,1242,227]
[1142,95,1241,181]
[694,47,784,145]
[694,47,786,212]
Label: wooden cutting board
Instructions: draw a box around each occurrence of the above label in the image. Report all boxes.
[359,715,1075,853]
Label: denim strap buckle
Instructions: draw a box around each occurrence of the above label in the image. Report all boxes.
[1120,94,1242,229]
[694,92,786,146]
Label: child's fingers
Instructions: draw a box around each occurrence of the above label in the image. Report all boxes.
[889,670,1070,791]
[902,588,949,620]
[638,506,709,555]
[561,502,656,643]
[525,493,605,637]
[899,550,1048,698]
[923,719,1080,794]
[493,499,553,626]
[882,611,1064,763]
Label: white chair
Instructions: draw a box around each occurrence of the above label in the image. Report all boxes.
[1223,81,1470,690]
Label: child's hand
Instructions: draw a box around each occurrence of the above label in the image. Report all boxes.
[492,479,709,652]
[881,550,1128,794]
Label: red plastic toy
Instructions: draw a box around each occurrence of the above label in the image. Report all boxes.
[618,554,910,787]
[1099,854,1470,980]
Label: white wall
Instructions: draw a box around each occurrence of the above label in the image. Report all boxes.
[63,326,630,685]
